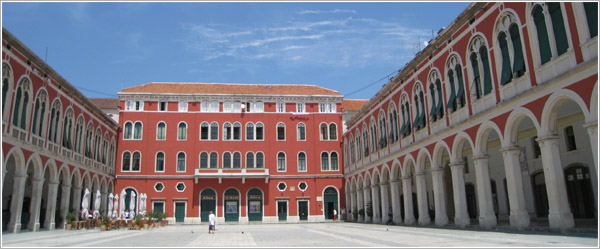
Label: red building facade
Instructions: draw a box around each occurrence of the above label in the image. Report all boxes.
[115,83,345,223]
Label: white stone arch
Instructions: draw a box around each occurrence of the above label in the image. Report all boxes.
[356,174,364,191]
[91,174,100,193]
[363,171,372,188]
[100,177,108,194]
[540,89,592,136]
[71,168,82,189]
[380,163,392,184]
[4,147,26,176]
[57,163,71,185]
[474,121,505,156]
[2,61,15,122]
[432,140,452,170]
[416,148,433,174]
[107,179,114,195]
[451,132,476,163]
[402,154,417,178]
[43,159,59,183]
[390,159,402,181]
[26,153,44,180]
[503,107,541,146]
[590,82,598,122]
[371,168,381,186]
[81,171,92,190]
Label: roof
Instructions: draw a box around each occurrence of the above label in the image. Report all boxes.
[89,98,120,109]
[120,82,342,96]
[342,99,369,111]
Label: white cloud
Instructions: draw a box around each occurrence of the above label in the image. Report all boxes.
[298,9,356,15]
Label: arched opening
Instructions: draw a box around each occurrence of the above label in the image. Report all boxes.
[564,165,595,219]
[2,154,17,231]
[224,188,239,222]
[247,188,263,221]
[200,188,216,222]
[39,165,51,229]
[124,188,138,218]
[324,187,339,220]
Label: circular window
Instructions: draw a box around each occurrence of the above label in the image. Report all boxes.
[176,182,186,192]
[154,182,164,192]
[277,182,287,191]
[298,182,307,192]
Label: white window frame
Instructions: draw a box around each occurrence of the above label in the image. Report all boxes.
[179,101,188,112]
[159,101,167,112]
[277,102,285,113]
[201,101,209,112]
[296,102,305,113]
[223,101,232,112]
[210,101,219,112]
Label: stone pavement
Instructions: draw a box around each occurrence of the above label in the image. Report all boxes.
[2,222,598,247]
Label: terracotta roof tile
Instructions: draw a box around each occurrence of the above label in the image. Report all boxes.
[89,98,120,109]
[120,82,341,96]
[342,99,368,111]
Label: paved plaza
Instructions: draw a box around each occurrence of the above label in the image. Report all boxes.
[2,222,598,248]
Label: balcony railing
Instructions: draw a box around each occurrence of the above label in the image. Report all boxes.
[195,168,270,184]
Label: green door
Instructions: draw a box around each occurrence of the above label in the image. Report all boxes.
[323,187,338,219]
[224,189,239,222]
[298,201,308,221]
[247,188,263,221]
[175,202,185,223]
[277,201,287,221]
[200,189,216,222]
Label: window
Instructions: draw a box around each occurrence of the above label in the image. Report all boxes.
[157,122,166,140]
[428,71,445,122]
[127,100,144,111]
[296,102,305,113]
[355,135,361,161]
[565,126,577,151]
[320,102,336,113]
[532,136,542,159]
[124,122,132,140]
[233,100,242,112]
[125,100,134,111]
[233,123,241,140]
[62,109,74,149]
[246,152,255,168]
[277,182,287,191]
[298,152,306,172]
[277,102,285,113]
[469,36,493,99]
[156,152,165,172]
[277,152,286,171]
[298,182,308,191]
[532,3,569,65]
[159,101,167,111]
[48,101,61,143]
[223,152,231,168]
[329,102,336,113]
[349,137,355,164]
[321,152,329,171]
[331,152,338,170]
[154,182,164,192]
[74,117,84,154]
[223,101,232,112]
[246,123,255,140]
[233,152,241,168]
[200,122,209,140]
[31,90,47,137]
[177,152,186,171]
[370,121,377,153]
[132,152,140,171]
[122,151,131,171]
[210,101,219,112]
[176,182,186,192]
[179,101,188,112]
[297,123,306,141]
[200,152,209,168]
[319,102,327,113]
[277,123,285,140]
[224,123,232,140]
[133,122,142,140]
[496,14,526,85]
[256,123,264,140]
[210,152,218,168]
[329,123,337,140]
[584,2,598,38]
[178,122,187,140]
[388,105,399,144]
[362,127,369,157]
[320,123,328,140]
[256,152,264,168]
[446,55,466,112]
[210,122,219,140]
[201,101,209,112]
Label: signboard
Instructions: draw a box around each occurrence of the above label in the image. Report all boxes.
[225,195,239,200]
[226,201,238,213]
[249,201,261,213]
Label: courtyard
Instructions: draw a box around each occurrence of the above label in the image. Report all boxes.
[2,222,597,247]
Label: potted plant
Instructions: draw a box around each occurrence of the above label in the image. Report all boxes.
[65,211,76,230]
[143,213,152,229]
[134,215,143,230]
[100,216,109,231]
[159,212,168,226]
[352,209,358,221]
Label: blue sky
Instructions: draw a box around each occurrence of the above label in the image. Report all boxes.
[2,2,470,100]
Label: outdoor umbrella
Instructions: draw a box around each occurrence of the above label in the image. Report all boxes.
[107,193,113,218]
[120,189,126,218]
[81,188,90,219]
[113,194,119,219]
[93,190,101,218]
[129,191,136,218]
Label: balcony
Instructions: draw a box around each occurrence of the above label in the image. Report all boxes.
[194,168,269,184]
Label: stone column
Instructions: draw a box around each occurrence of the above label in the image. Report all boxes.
[72,186,82,217]
[583,122,598,174]
[431,167,448,226]
[472,155,497,229]
[415,173,431,225]
[59,183,72,228]
[345,190,351,221]
[7,174,26,233]
[363,187,371,223]
[27,177,45,231]
[357,189,364,222]
[500,146,530,229]
[537,135,574,230]
[350,190,357,221]
[43,180,60,230]
[371,184,381,223]
[401,177,415,225]
[380,182,390,224]
[449,162,470,228]
[390,180,403,225]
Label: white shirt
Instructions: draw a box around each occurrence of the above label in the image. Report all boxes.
[208,213,216,226]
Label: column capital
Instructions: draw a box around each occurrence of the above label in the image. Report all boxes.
[401,176,412,181]
[500,146,521,153]
[380,182,390,186]
[430,167,444,172]
[472,154,489,161]
[535,135,560,143]
[582,120,598,130]
[48,180,60,185]
[413,172,426,177]
[448,162,465,168]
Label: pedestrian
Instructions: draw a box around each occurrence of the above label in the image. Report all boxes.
[208,210,216,234]
[386,207,394,225]
[333,208,337,221]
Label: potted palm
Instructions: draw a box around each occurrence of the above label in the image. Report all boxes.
[134,215,143,230]
[160,212,168,226]
[65,211,76,230]
[100,216,109,231]
[143,213,152,229]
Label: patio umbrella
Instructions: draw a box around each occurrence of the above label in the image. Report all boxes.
[139,193,146,216]
[81,188,90,219]
[112,194,119,219]
[93,190,101,218]
[120,189,126,218]
[129,191,136,218]
[107,193,113,218]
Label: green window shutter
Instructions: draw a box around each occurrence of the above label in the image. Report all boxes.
[548,3,569,56]
[12,88,21,126]
[498,32,513,85]
[470,53,482,99]
[419,92,426,127]
[20,93,28,129]
[429,85,437,116]
[510,24,526,75]
[584,2,598,38]
[480,46,493,95]
[32,101,39,134]
[533,5,552,64]
[455,65,465,101]
[446,71,456,109]
[412,96,420,127]
[436,80,444,115]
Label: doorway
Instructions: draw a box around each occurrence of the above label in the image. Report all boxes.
[323,187,338,219]
[247,188,263,222]
[465,183,477,219]
[175,202,185,223]
[200,189,216,222]
[564,165,595,218]
[298,201,308,221]
[277,201,287,221]
[224,188,239,222]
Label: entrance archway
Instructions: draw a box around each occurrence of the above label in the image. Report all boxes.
[564,165,595,218]
[247,188,263,221]
[323,187,338,219]
[224,188,239,222]
[200,188,216,222]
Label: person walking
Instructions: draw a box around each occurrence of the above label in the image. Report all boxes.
[333,209,337,221]
[386,207,394,225]
[208,211,216,234]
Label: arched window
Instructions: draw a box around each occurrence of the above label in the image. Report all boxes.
[85,124,94,158]
[496,13,526,85]
[233,123,241,140]
[12,78,31,130]
[223,152,232,168]
[321,152,329,171]
[210,152,218,168]
[2,63,11,119]
[157,122,166,140]
[133,122,143,140]
[412,83,426,131]
[378,112,387,149]
[428,71,445,122]
[320,123,328,140]
[94,129,102,162]
[124,122,133,140]
[31,90,47,137]
[297,123,306,141]
[233,152,241,168]
[246,152,255,168]
[74,117,84,154]
[102,134,109,164]
[256,123,264,140]
[298,152,306,171]
[331,152,338,170]
[224,122,232,140]
[131,151,140,171]
[584,2,597,38]
[277,123,285,141]
[370,121,377,153]
[446,55,466,112]
[210,122,219,140]
[200,152,208,168]
[256,152,264,168]
[122,151,131,171]
[329,123,337,140]
[355,131,362,160]
[246,123,254,140]
[277,152,286,171]
[388,103,399,144]
[156,152,165,171]
[177,152,186,171]
[532,3,569,65]
[200,122,209,140]
[349,135,355,163]
[178,122,187,140]
[48,100,62,143]
[61,109,74,149]
[469,36,493,99]
[362,125,370,156]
